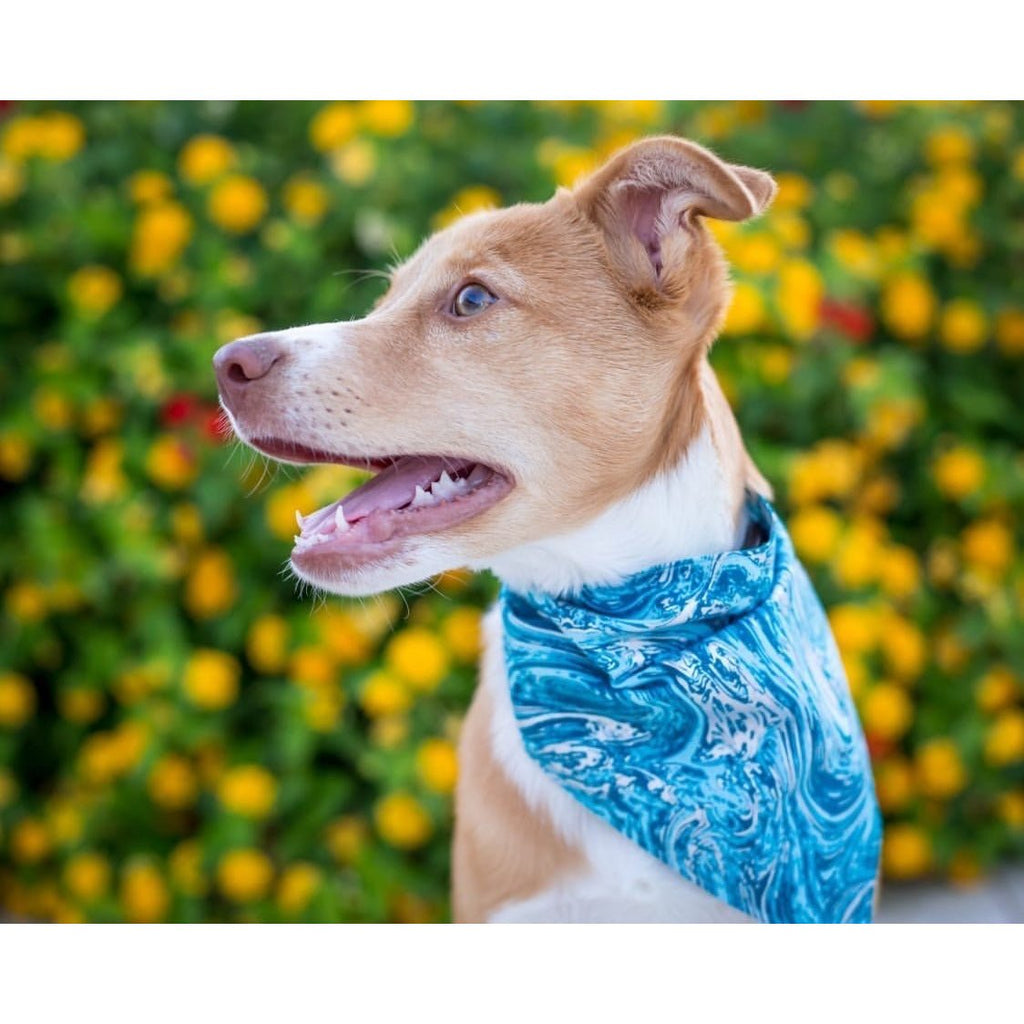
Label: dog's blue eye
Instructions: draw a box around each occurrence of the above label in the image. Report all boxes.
[452,283,497,317]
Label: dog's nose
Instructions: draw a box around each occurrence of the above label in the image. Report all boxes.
[213,334,284,412]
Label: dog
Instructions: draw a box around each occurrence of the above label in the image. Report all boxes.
[214,135,882,924]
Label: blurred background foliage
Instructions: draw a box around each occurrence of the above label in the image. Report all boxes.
[0,100,1021,923]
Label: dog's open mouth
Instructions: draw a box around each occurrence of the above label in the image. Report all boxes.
[250,439,514,567]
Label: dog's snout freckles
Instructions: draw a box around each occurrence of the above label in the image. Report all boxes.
[213,334,286,415]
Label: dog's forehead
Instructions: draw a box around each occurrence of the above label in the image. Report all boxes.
[390,194,594,297]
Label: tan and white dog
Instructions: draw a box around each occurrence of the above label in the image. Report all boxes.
[214,136,779,923]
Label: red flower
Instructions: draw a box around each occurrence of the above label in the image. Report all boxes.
[201,406,231,444]
[160,393,198,429]
[820,298,874,343]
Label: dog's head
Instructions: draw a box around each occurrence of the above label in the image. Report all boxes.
[214,136,775,595]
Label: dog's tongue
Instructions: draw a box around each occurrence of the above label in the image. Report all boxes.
[337,455,474,522]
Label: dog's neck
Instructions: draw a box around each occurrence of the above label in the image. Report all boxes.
[479,362,755,596]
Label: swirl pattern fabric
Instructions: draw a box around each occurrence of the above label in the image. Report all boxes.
[501,497,882,923]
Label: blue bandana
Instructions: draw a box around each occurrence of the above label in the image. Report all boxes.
[501,496,882,924]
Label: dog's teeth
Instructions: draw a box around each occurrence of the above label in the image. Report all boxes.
[467,464,490,487]
[411,485,434,508]
[431,471,459,500]
[334,506,350,532]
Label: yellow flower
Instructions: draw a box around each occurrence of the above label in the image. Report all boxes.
[370,714,408,749]
[178,134,236,185]
[828,229,879,280]
[432,184,503,230]
[80,438,127,504]
[730,233,781,276]
[786,440,860,507]
[360,100,414,137]
[859,476,901,518]
[875,544,921,601]
[374,792,433,849]
[6,580,48,623]
[910,187,968,250]
[184,548,237,620]
[282,174,329,226]
[441,607,483,665]
[994,308,1024,356]
[932,445,985,501]
[769,210,810,250]
[10,817,50,863]
[359,669,412,718]
[289,646,336,687]
[276,862,321,916]
[984,710,1024,767]
[537,140,598,188]
[246,614,290,674]
[874,758,915,814]
[415,738,459,795]
[0,157,25,202]
[721,281,766,336]
[128,169,174,205]
[935,166,983,208]
[310,103,358,152]
[833,518,885,590]
[939,298,988,353]
[0,768,17,808]
[863,397,923,453]
[64,851,112,902]
[758,345,794,384]
[169,839,208,897]
[145,436,197,490]
[57,687,105,725]
[915,738,967,800]
[183,648,241,710]
[32,387,74,431]
[925,125,975,166]
[38,112,85,160]
[880,614,927,682]
[773,172,814,210]
[217,765,277,818]
[67,265,122,317]
[0,671,36,727]
[325,815,368,865]
[861,683,914,740]
[3,112,84,162]
[307,687,347,734]
[217,848,274,902]
[264,481,317,541]
[121,860,170,922]
[883,823,932,880]
[975,665,1019,714]
[129,201,193,276]
[312,606,373,664]
[776,259,823,340]
[147,754,199,810]
[880,271,936,341]
[330,139,378,187]
[961,518,1013,575]
[0,431,32,480]
[208,174,268,234]
[829,603,880,656]
[385,627,450,692]
[2,116,44,159]
[789,505,843,565]
[997,791,1024,829]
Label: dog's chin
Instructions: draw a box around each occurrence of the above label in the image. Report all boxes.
[289,537,463,597]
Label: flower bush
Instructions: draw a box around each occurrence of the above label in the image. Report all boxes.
[0,100,1021,921]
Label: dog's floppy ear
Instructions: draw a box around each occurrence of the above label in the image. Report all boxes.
[575,136,776,286]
